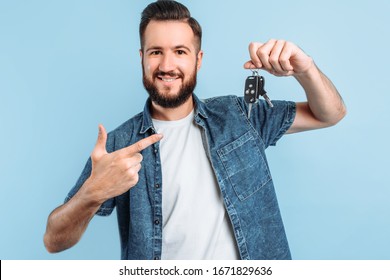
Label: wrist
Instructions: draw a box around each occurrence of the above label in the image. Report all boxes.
[293,58,319,82]
[79,177,105,208]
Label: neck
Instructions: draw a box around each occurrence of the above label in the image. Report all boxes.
[151,95,194,121]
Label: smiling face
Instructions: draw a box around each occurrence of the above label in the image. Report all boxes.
[140,20,203,109]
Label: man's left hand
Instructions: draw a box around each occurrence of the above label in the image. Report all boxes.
[244,39,314,77]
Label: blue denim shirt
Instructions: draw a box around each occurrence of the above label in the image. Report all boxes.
[66,94,296,260]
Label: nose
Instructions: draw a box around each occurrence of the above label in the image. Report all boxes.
[159,53,175,73]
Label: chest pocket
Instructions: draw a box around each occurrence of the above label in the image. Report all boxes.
[217,131,271,201]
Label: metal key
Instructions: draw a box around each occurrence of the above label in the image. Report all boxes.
[244,71,273,118]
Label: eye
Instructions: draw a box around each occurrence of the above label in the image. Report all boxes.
[150,50,162,55]
[176,50,186,55]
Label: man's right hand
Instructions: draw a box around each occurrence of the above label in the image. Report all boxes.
[44,125,162,253]
[85,124,163,205]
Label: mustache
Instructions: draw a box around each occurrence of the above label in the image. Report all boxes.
[153,70,184,79]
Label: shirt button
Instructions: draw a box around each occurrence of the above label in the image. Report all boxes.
[154,256,160,260]
[154,219,160,225]
[155,183,160,189]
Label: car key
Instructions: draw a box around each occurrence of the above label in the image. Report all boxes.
[244,71,273,118]
[244,75,257,118]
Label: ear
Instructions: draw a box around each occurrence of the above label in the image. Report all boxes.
[196,50,204,71]
[139,49,143,64]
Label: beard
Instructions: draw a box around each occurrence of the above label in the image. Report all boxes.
[142,64,197,109]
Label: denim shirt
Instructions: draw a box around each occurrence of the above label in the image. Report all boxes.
[66,94,296,260]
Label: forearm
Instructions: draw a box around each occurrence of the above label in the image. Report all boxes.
[294,61,346,125]
[43,179,101,253]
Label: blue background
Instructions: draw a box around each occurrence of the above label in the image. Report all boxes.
[1,0,389,260]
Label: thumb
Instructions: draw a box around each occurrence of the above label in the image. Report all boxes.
[243,60,258,70]
[92,124,108,160]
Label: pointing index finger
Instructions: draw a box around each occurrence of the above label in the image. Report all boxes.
[125,134,163,155]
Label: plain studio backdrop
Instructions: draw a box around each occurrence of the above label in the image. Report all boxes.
[1,0,389,260]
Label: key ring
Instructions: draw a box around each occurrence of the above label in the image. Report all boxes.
[251,69,260,76]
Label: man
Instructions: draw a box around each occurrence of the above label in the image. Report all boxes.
[44,0,346,260]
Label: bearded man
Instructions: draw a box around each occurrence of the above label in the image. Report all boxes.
[44,0,346,260]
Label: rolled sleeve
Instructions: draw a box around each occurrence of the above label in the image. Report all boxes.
[242,98,296,148]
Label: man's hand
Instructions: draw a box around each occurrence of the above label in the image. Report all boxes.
[44,125,162,253]
[86,124,163,205]
[243,39,346,133]
[244,39,313,77]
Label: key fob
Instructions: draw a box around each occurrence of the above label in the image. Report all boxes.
[244,76,259,104]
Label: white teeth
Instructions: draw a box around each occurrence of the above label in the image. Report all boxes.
[161,78,175,82]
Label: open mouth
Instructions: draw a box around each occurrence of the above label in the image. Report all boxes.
[159,77,177,82]
[155,71,183,83]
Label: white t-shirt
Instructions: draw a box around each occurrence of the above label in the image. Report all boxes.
[153,110,239,260]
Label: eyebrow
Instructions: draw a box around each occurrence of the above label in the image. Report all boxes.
[145,45,192,53]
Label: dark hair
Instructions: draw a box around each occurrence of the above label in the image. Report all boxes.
[139,0,202,52]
